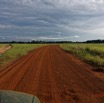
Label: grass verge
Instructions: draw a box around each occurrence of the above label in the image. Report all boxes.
[60,43,104,72]
[0,44,5,48]
[0,44,45,67]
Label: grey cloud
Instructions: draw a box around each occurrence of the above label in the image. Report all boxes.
[0,0,104,41]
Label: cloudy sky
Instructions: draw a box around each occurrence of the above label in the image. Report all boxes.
[0,0,104,41]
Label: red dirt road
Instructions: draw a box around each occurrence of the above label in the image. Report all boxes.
[0,45,104,103]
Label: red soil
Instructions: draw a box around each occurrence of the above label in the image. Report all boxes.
[0,45,11,54]
[0,45,104,103]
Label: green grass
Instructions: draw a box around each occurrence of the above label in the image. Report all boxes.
[0,44,45,66]
[0,44,5,48]
[61,43,104,72]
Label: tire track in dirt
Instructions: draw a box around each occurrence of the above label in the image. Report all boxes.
[0,45,104,103]
[0,47,41,76]
[54,46,104,102]
[15,46,46,94]
[0,47,44,88]
[53,46,100,103]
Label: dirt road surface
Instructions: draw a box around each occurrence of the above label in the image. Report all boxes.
[0,45,11,54]
[0,45,104,103]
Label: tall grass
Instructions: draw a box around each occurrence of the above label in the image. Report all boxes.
[0,44,45,66]
[61,43,104,71]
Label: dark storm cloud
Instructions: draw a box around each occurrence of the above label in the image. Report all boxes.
[0,0,104,41]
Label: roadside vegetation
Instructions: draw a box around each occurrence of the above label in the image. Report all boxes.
[0,44,45,66]
[61,43,104,72]
[0,44,5,48]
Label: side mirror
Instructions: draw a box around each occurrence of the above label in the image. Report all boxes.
[0,90,40,103]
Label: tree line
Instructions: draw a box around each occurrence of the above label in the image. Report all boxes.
[0,40,73,44]
[0,39,104,44]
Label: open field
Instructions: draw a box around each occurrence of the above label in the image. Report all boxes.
[0,44,5,48]
[61,43,104,72]
[0,44,45,67]
[0,45,104,103]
